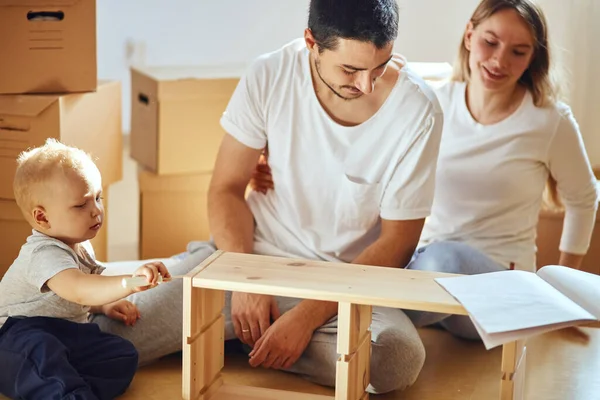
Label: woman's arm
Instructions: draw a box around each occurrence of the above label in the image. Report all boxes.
[558,252,585,270]
[546,106,599,266]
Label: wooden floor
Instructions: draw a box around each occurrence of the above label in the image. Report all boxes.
[1,326,596,399]
[118,327,600,400]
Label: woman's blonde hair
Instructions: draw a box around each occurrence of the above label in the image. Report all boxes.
[452,0,563,209]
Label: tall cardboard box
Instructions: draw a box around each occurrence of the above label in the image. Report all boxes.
[130,65,241,175]
[0,0,97,94]
[138,168,211,259]
[0,80,122,200]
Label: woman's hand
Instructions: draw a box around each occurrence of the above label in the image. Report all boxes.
[249,151,274,194]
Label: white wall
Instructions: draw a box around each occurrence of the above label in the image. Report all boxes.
[97,0,599,165]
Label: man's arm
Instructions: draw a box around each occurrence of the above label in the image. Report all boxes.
[293,218,425,331]
[209,133,279,346]
[208,133,263,253]
[352,218,425,267]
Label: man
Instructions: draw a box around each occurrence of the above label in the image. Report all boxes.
[185,0,443,394]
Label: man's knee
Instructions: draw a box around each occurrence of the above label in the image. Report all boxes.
[369,328,426,394]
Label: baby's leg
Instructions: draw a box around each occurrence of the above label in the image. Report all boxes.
[0,316,137,400]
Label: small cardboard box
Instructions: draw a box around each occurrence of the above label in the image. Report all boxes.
[0,0,97,94]
[130,65,241,175]
[138,168,211,259]
[0,185,109,279]
[0,80,122,200]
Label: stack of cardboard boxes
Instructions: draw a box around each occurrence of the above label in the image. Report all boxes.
[0,0,122,277]
[129,65,241,259]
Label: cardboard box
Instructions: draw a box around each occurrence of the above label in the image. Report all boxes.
[0,80,122,199]
[0,185,109,278]
[0,0,97,94]
[130,65,241,175]
[0,200,32,279]
[536,202,600,275]
[138,168,211,259]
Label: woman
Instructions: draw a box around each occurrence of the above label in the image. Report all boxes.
[250,0,599,340]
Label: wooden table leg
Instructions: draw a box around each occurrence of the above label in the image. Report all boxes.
[500,340,527,400]
[183,277,225,400]
[335,302,372,400]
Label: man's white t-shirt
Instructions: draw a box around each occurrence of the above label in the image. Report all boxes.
[220,39,443,263]
[420,81,599,271]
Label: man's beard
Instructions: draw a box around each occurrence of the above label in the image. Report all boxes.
[314,57,361,101]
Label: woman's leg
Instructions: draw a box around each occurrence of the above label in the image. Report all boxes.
[91,241,217,366]
[405,241,505,338]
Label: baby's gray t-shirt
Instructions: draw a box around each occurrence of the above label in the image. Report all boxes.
[0,230,105,328]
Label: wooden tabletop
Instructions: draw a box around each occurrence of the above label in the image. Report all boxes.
[189,251,467,315]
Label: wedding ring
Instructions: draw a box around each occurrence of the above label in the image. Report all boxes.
[242,329,250,333]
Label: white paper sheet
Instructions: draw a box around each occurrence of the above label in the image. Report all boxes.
[435,270,597,349]
[537,265,600,319]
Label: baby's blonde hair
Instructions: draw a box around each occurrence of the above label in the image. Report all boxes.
[13,139,99,217]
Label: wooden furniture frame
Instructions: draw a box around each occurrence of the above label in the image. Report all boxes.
[182,251,527,400]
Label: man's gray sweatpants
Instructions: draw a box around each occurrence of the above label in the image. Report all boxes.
[92,242,425,394]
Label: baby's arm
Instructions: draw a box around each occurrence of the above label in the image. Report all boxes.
[47,261,170,306]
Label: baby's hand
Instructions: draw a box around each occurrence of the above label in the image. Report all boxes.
[103,299,141,326]
[131,261,171,292]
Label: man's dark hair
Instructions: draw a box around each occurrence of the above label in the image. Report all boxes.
[308,0,399,52]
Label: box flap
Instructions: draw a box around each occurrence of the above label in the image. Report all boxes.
[132,64,246,82]
[0,96,57,117]
[0,0,79,6]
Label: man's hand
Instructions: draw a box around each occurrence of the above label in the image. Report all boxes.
[248,307,314,370]
[231,292,280,346]
[102,299,141,326]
